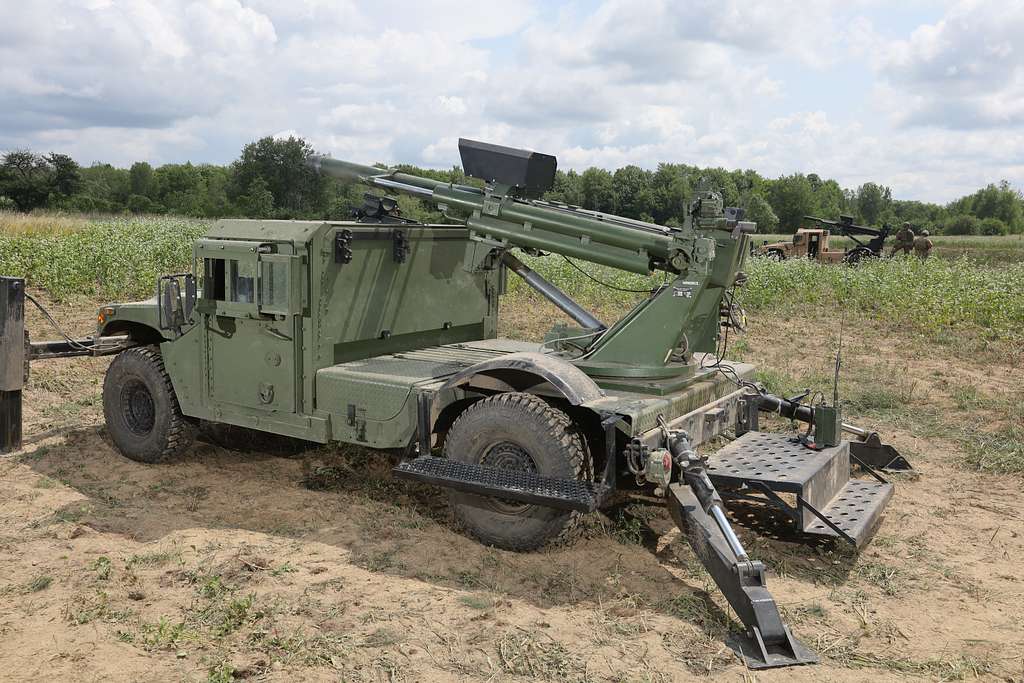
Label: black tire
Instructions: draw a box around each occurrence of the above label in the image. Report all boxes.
[103,345,193,463]
[766,249,785,261]
[445,392,590,551]
[844,247,875,265]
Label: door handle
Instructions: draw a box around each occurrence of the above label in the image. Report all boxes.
[261,326,292,342]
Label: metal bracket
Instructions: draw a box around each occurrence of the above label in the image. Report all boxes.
[334,229,353,265]
[393,229,409,264]
[736,394,760,436]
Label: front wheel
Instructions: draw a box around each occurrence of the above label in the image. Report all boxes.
[445,393,590,551]
[103,346,193,463]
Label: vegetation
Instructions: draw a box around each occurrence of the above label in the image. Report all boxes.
[4,212,1019,355]
[2,136,1022,235]
[0,216,207,299]
[506,253,1024,347]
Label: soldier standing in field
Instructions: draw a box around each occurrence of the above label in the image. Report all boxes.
[913,229,933,260]
[891,221,915,256]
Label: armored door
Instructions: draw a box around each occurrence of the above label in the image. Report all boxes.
[195,239,303,415]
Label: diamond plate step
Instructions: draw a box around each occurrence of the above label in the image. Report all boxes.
[393,456,607,512]
[802,479,893,547]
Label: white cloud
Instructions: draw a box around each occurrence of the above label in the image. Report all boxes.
[0,0,1020,203]
[875,0,1024,129]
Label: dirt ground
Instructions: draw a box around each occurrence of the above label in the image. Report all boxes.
[1,292,1022,682]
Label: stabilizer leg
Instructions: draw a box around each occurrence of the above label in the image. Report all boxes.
[667,476,818,669]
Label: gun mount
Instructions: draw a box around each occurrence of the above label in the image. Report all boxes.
[2,138,910,671]
[312,139,756,380]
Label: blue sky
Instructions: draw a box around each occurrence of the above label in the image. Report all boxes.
[1,0,1021,203]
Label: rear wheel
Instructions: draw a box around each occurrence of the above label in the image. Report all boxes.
[844,247,874,265]
[445,392,589,551]
[765,249,785,261]
[103,346,193,463]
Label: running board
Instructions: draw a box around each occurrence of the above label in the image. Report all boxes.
[667,482,818,669]
[393,456,608,512]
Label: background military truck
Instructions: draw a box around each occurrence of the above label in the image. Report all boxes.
[756,215,891,264]
[0,139,908,669]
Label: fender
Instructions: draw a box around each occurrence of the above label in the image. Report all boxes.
[439,351,604,406]
[97,297,168,344]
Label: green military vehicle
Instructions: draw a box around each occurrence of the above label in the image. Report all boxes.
[0,139,909,669]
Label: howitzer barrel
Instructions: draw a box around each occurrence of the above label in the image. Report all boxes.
[311,153,684,275]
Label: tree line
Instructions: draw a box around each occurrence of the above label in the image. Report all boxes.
[1,136,1021,236]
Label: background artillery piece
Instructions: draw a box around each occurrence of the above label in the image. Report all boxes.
[755,214,893,264]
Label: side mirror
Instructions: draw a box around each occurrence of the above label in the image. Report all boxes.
[160,279,184,331]
[157,273,195,332]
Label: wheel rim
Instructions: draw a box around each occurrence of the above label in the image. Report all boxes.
[120,378,156,436]
[479,441,537,514]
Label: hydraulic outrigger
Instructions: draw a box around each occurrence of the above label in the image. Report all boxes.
[1,139,911,669]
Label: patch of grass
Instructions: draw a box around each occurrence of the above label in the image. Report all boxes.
[135,617,196,650]
[855,560,907,597]
[270,561,297,576]
[950,383,981,410]
[126,549,180,569]
[26,574,53,592]
[206,662,236,683]
[352,549,401,572]
[662,592,731,635]
[495,629,587,681]
[457,594,493,610]
[511,253,1024,347]
[254,631,353,668]
[960,425,1024,474]
[91,556,112,580]
[63,590,113,625]
[210,594,256,637]
[827,638,995,680]
[183,486,209,512]
[361,627,402,648]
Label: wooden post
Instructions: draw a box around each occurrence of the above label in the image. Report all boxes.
[0,277,25,453]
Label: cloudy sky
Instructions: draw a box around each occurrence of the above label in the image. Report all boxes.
[2,0,1022,203]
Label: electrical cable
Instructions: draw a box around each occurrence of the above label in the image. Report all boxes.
[24,291,125,353]
[700,283,760,393]
[560,255,654,293]
[540,327,606,354]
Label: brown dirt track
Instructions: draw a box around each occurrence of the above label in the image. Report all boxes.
[1,292,1022,682]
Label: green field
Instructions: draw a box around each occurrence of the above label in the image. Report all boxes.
[755,232,1024,264]
[2,214,1021,346]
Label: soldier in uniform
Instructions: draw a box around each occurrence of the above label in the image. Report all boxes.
[891,221,915,256]
[913,229,933,260]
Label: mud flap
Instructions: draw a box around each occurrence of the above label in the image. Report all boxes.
[667,482,818,669]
